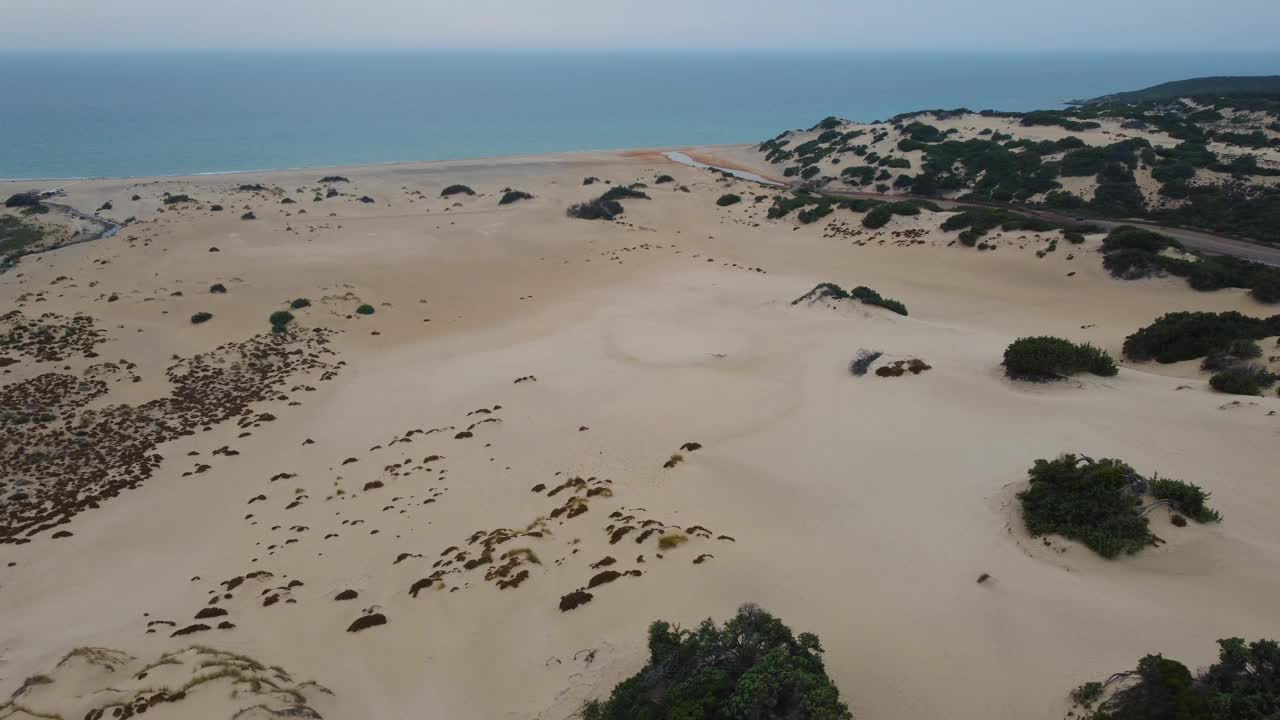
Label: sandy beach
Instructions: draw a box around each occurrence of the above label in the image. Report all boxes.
[2,146,1278,720]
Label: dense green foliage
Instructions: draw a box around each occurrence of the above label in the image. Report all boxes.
[1122,311,1280,363]
[290,298,311,309]
[190,312,213,324]
[1100,226,1280,300]
[716,193,742,207]
[581,605,852,720]
[1003,336,1118,380]
[355,304,375,315]
[862,201,920,229]
[269,310,294,334]
[940,208,1061,246]
[567,197,625,221]
[1075,637,1280,720]
[209,283,227,294]
[1017,455,1152,558]
[1209,364,1280,396]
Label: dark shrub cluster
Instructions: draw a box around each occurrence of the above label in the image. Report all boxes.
[5,192,41,208]
[356,304,375,315]
[849,349,883,376]
[862,201,919,229]
[268,310,294,333]
[848,286,908,316]
[319,176,349,183]
[716,193,742,207]
[209,283,227,294]
[1122,311,1280,363]
[440,184,475,197]
[1017,455,1153,558]
[290,298,311,309]
[190,312,213,324]
[941,208,1060,246]
[1100,226,1280,300]
[1003,336,1118,380]
[569,185,649,221]
[1209,364,1279,396]
[1072,638,1279,720]
[163,194,194,205]
[581,605,852,720]
[654,174,675,184]
[498,190,534,205]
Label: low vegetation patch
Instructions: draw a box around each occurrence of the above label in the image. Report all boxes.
[290,298,311,309]
[716,193,742,207]
[355,304,375,315]
[1003,336,1118,380]
[190,312,213,325]
[209,283,227,293]
[1100,226,1280,301]
[581,605,853,720]
[1069,638,1278,720]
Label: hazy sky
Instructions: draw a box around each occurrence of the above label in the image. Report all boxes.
[4,0,1279,51]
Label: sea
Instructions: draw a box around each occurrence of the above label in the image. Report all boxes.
[2,50,1278,180]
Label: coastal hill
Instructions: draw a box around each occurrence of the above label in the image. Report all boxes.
[743,79,1280,246]
[1071,74,1280,106]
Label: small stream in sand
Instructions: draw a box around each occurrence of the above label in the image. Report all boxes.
[663,151,785,187]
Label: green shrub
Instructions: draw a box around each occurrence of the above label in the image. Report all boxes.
[1074,638,1279,720]
[269,310,294,333]
[599,185,650,202]
[4,192,41,208]
[498,190,534,205]
[1003,336,1118,380]
[581,605,852,720]
[209,283,227,294]
[440,184,475,197]
[863,205,894,228]
[716,193,742,207]
[654,174,675,184]
[290,298,311,309]
[162,194,194,205]
[190,312,213,324]
[356,304,375,315]
[1209,364,1279,395]
[1017,455,1152,558]
[1102,226,1181,254]
[1122,311,1280,363]
[1148,476,1221,523]
[567,198,624,220]
[849,286,908,316]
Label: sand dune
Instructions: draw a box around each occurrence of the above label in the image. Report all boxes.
[1,149,1277,719]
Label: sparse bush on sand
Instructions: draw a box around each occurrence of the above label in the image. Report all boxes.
[190,312,213,324]
[1148,476,1221,523]
[581,604,852,720]
[716,193,742,207]
[209,283,227,294]
[849,349,883,376]
[356,304,375,315]
[290,298,311,309]
[1002,336,1118,380]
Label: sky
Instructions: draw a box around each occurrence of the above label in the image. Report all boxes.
[3,0,1279,51]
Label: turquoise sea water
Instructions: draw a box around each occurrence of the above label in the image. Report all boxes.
[2,50,1278,179]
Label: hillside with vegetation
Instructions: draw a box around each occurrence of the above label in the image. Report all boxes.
[754,81,1280,245]
[1073,75,1280,106]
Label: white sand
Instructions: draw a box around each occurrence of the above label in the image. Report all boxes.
[1,149,1278,719]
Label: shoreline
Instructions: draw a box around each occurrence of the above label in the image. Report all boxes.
[0,143,753,185]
